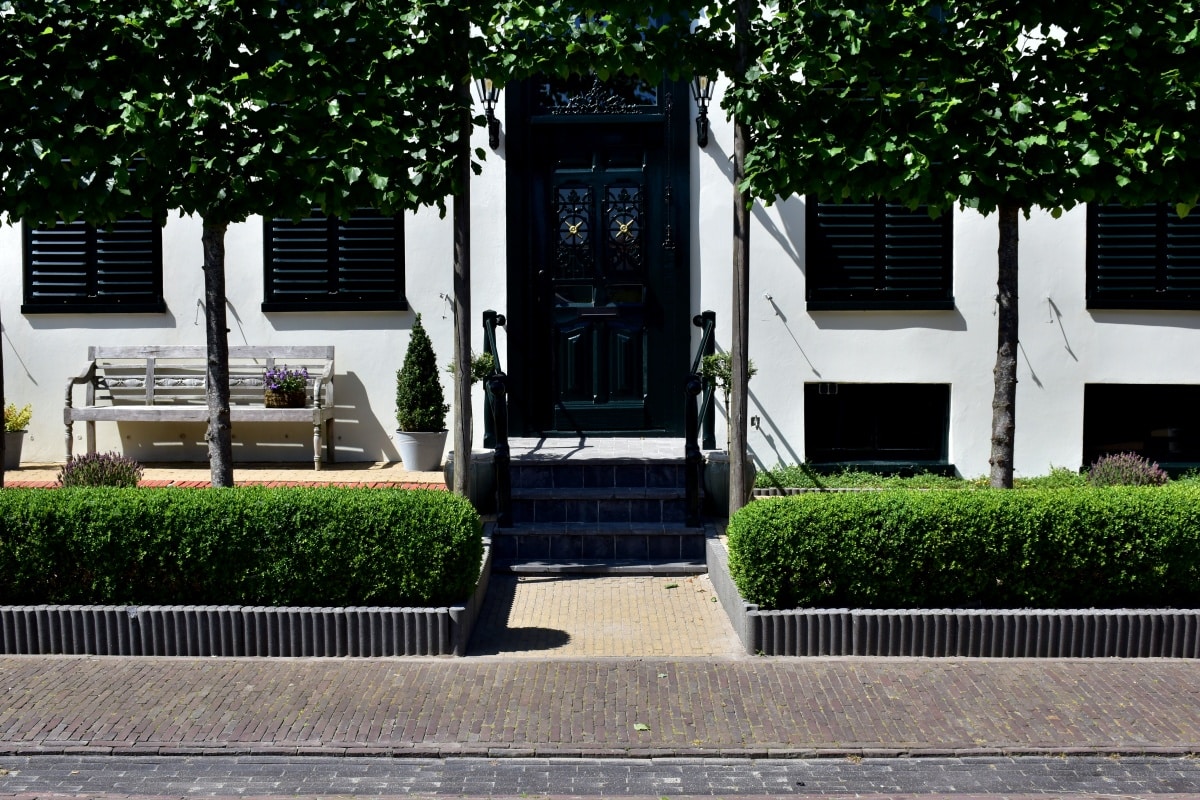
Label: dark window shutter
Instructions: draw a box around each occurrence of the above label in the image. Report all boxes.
[1088,203,1200,309]
[263,209,406,311]
[882,205,951,295]
[1165,210,1200,295]
[807,199,953,310]
[22,218,164,313]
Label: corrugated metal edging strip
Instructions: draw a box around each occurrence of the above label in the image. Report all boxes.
[0,605,465,657]
[0,547,491,658]
[749,609,1200,658]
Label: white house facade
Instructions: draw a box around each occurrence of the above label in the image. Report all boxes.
[4,75,1199,478]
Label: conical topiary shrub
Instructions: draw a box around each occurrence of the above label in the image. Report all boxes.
[395,313,448,432]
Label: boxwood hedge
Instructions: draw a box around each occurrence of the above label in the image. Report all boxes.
[0,487,483,607]
[727,487,1200,609]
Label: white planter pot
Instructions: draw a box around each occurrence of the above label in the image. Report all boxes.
[4,431,26,470]
[703,450,757,517]
[394,430,448,472]
[444,450,496,513]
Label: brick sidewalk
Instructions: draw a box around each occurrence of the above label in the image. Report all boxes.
[2,461,445,489]
[1,656,1198,757]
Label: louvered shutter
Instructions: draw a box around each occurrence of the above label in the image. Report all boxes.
[807,200,953,309]
[882,205,951,296]
[264,209,406,311]
[22,218,163,312]
[1088,203,1200,309]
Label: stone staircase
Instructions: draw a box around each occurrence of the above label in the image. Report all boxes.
[490,438,707,575]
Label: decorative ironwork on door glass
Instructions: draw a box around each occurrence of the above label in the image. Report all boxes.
[554,184,594,278]
[537,74,658,115]
[605,183,644,273]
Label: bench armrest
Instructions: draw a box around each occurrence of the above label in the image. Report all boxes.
[64,362,97,408]
[313,361,335,409]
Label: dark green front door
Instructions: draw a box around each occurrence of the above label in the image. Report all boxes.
[506,76,691,437]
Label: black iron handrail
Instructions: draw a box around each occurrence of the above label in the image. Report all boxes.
[482,309,512,527]
[684,310,716,527]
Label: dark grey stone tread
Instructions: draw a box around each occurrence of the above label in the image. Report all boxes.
[492,522,703,536]
[493,559,707,575]
[512,487,687,501]
[512,456,688,464]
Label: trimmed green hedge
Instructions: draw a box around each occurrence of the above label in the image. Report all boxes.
[0,487,483,606]
[727,487,1200,609]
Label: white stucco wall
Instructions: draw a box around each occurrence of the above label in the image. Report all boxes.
[4,83,1198,477]
[693,85,1200,479]
[1,103,509,466]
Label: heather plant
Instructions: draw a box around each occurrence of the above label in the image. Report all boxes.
[1087,452,1169,487]
[57,452,145,488]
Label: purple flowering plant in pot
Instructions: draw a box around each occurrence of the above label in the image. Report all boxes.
[264,365,309,408]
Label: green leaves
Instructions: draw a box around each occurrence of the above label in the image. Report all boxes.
[1,0,474,227]
[0,487,483,606]
[728,487,1200,610]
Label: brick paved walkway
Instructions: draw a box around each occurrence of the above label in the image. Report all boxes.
[469,575,745,658]
[3,461,445,489]
[1,657,1198,757]
[5,460,1200,764]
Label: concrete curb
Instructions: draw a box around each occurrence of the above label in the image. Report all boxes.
[0,543,491,658]
[0,743,1196,758]
[706,535,1200,658]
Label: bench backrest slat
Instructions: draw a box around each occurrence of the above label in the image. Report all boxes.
[85,346,333,407]
[88,345,334,360]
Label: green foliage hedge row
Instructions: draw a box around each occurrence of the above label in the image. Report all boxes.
[0,487,483,607]
[727,487,1200,610]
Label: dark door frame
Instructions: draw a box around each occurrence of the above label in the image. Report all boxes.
[503,75,692,438]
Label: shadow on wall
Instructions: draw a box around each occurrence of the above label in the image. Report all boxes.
[96,371,398,464]
[747,385,803,469]
[338,369,401,461]
[24,311,180,333]
[809,307,968,332]
[697,136,805,266]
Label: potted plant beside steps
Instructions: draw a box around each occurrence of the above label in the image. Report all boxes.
[700,352,757,516]
[395,313,449,472]
[4,403,32,470]
[444,352,497,512]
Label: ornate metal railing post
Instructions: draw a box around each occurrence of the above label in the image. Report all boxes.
[685,310,716,527]
[482,310,512,527]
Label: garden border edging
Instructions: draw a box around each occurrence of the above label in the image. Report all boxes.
[0,534,493,658]
[706,534,1200,658]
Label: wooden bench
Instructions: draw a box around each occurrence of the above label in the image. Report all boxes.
[64,345,336,469]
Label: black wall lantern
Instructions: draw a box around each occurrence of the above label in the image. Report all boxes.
[475,77,501,150]
[690,75,714,148]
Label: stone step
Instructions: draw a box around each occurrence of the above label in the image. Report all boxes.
[511,486,693,525]
[492,559,706,575]
[510,460,688,491]
[490,522,706,562]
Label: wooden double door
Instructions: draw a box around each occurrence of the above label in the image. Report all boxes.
[506,76,692,437]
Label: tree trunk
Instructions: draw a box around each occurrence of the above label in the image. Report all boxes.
[728,0,753,516]
[0,304,6,487]
[452,74,472,499]
[989,203,1020,489]
[202,220,234,488]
